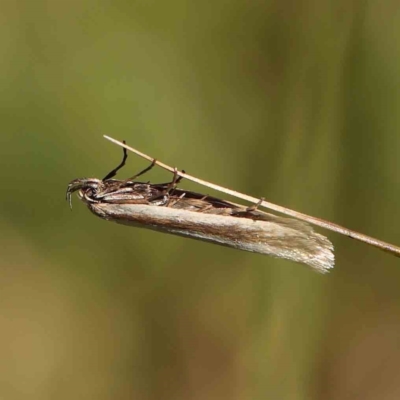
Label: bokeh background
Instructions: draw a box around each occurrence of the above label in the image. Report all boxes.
[1,1,400,399]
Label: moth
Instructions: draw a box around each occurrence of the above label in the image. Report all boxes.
[67,143,334,273]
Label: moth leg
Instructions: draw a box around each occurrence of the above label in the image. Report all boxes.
[103,141,128,180]
[163,168,185,194]
[152,168,182,205]
[159,168,178,204]
[165,168,178,192]
[169,168,185,188]
[246,197,265,212]
[127,159,157,181]
[147,168,185,205]
[175,170,185,185]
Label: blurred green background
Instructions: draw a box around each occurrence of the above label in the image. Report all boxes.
[1,1,400,399]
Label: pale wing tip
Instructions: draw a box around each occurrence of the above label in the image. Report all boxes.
[308,242,335,273]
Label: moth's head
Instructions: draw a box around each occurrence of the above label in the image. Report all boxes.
[66,178,103,209]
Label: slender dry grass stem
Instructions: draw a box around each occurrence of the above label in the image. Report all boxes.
[103,135,400,260]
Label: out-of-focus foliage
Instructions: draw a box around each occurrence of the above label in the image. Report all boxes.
[1,1,400,399]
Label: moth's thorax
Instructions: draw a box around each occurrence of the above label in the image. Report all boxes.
[67,178,172,207]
